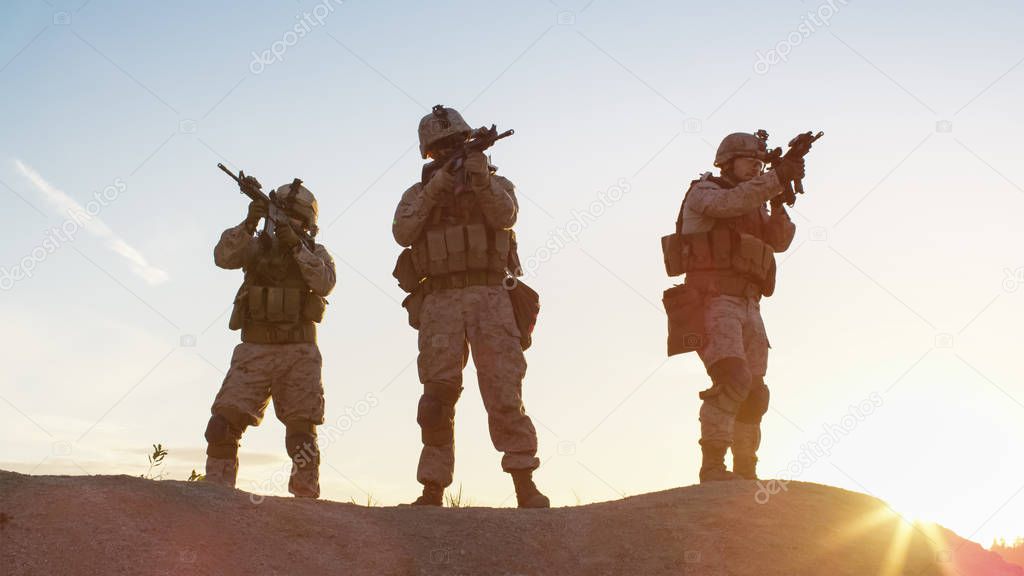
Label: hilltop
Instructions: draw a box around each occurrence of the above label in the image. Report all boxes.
[1,470,1020,575]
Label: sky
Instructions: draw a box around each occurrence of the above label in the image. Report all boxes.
[1,0,1023,548]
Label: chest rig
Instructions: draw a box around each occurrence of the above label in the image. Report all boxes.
[662,175,777,298]
[398,172,520,293]
[228,236,326,344]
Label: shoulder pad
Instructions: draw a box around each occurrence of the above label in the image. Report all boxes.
[707,175,731,187]
[689,171,715,185]
[688,172,716,189]
[492,174,515,191]
[691,173,731,189]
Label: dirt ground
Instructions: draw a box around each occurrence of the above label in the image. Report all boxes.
[1,470,1021,576]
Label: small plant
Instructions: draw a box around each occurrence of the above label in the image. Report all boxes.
[140,443,207,481]
[141,444,168,480]
[348,493,379,507]
[444,483,472,508]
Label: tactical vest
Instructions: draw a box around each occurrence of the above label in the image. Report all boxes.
[662,175,777,297]
[228,238,327,344]
[395,177,521,293]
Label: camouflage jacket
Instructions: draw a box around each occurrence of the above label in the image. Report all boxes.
[392,169,519,247]
[680,171,796,252]
[214,224,337,297]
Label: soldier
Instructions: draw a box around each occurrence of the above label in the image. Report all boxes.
[203,177,336,498]
[392,105,549,508]
[674,132,803,482]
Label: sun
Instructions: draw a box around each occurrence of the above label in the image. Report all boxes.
[883,494,932,525]
[827,500,957,576]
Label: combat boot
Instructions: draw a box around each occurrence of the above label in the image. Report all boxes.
[511,470,550,508]
[732,422,761,480]
[204,456,238,488]
[733,455,757,480]
[410,483,444,506]
[288,467,320,499]
[285,423,320,498]
[699,441,737,483]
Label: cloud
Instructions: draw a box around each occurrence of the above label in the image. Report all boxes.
[14,159,168,284]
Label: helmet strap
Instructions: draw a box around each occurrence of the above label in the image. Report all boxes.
[720,161,738,185]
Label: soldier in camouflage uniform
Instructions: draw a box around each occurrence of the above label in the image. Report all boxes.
[203,178,336,498]
[674,133,803,482]
[392,105,548,508]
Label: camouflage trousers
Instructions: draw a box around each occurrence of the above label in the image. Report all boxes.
[209,342,325,497]
[696,295,769,446]
[416,285,540,487]
[212,342,326,425]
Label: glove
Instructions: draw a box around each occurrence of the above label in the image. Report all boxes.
[274,218,301,248]
[463,150,489,177]
[773,157,805,185]
[463,150,491,192]
[275,221,301,250]
[244,200,267,232]
[423,168,455,201]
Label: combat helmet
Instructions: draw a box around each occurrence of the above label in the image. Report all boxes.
[418,104,472,159]
[714,132,767,168]
[274,179,318,234]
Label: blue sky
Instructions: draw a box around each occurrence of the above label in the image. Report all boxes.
[2,0,1023,546]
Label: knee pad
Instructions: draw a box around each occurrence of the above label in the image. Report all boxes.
[205,414,244,459]
[424,382,463,404]
[285,421,319,468]
[417,394,456,446]
[736,377,770,424]
[700,357,752,413]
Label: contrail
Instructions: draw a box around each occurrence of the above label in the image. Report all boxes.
[14,159,168,285]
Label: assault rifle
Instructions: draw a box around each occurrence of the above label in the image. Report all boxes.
[217,163,315,250]
[421,124,514,185]
[757,130,823,207]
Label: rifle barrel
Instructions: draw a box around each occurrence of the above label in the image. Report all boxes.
[217,163,241,183]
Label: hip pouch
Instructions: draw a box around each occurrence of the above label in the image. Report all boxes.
[661,232,686,277]
[402,290,426,330]
[508,280,540,350]
[302,293,328,323]
[228,286,247,331]
[393,248,424,293]
[663,284,706,356]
